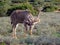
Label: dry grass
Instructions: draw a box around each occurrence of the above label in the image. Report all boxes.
[0,12,60,45]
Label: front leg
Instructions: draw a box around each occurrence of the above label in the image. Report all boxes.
[12,24,18,39]
[29,25,34,35]
[12,27,17,39]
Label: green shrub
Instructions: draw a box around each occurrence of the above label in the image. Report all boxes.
[0,2,11,17]
[42,6,58,12]
[7,3,38,16]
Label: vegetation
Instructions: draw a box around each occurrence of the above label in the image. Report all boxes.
[0,0,60,45]
[0,0,60,16]
[42,5,58,12]
[0,12,60,45]
[7,3,38,16]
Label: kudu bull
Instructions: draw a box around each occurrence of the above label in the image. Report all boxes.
[10,10,40,38]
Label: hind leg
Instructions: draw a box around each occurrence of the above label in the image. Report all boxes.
[12,23,18,39]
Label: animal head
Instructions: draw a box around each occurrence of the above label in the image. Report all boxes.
[33,17,40,25]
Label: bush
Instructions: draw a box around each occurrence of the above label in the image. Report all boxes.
[0,2,11,17]
[7,3,38,16]
[42,6,58,12]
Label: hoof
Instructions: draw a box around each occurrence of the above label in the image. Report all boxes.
[12,34,17,39]
[29,30,32,35]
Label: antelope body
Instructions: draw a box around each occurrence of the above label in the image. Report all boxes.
[10,10,40,38]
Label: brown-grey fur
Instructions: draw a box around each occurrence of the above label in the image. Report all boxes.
[10,10,40,38]
[11,10,34,26]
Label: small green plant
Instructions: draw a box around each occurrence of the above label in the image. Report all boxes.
[0,42,6,45]
[25,37,34,45]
